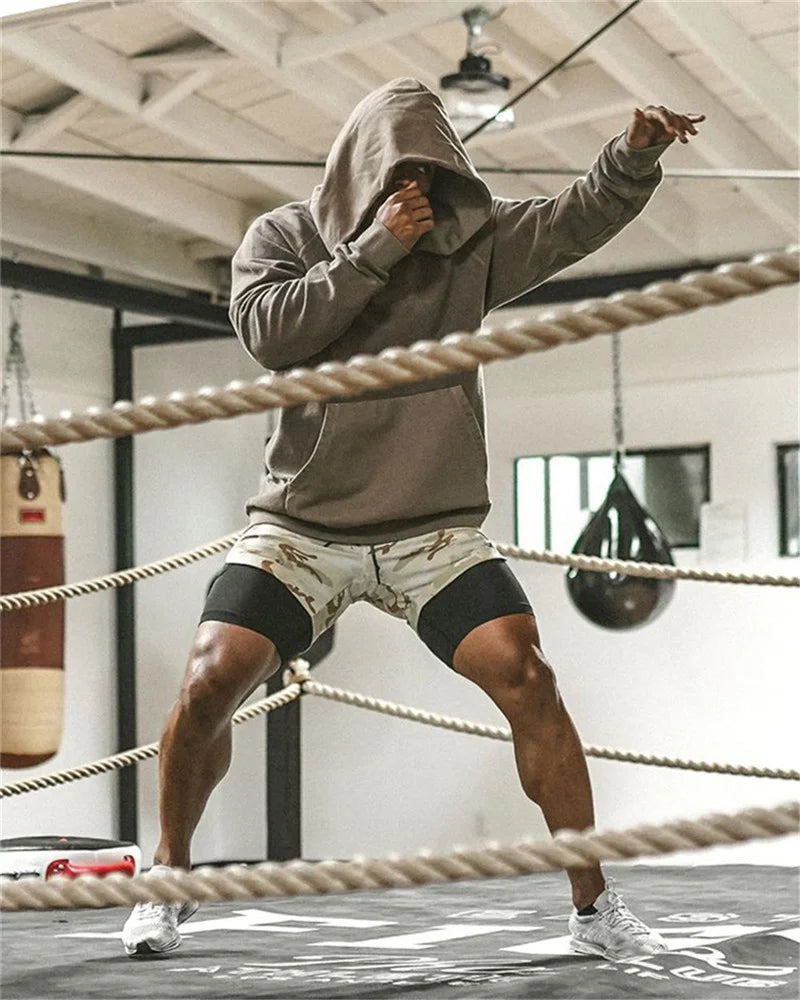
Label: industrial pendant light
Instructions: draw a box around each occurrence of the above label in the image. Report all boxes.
[440,6,514,137]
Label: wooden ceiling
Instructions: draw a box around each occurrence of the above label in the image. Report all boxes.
[2,1,797,295]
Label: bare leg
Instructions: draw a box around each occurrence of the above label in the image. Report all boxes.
[453,613,606,909]
[153,621,280,870]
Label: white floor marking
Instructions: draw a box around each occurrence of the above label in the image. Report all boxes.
[313,923,542,950]
[501,934,573,956]
[58,908,394,940]
[501,923,786,959]
[771,927,800,943]
[57,931,124,940]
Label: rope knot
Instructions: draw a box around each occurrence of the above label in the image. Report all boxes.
[283,659,311,687]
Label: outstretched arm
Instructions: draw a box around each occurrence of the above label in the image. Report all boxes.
[485,105,705,311]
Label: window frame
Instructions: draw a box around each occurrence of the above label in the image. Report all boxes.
[514,444,711,551]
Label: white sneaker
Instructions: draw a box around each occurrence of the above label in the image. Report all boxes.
[121,865,199,957]
[568,879,667,962]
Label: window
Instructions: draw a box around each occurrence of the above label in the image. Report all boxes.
[515,446,710,552]
[778,444,799,557]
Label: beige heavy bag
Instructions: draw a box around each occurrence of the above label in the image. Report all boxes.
[1,450,65,767]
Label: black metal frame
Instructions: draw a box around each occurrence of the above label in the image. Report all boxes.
[2,257,727,859]
[1,259,230,331]
[112,310,137,843]
[777,443,799,558]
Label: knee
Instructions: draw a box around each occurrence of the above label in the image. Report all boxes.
[177,638,241,731]
[494,644,560,718]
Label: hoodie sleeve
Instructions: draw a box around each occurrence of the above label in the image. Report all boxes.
[485,133,669,311]
[229,216,410,370]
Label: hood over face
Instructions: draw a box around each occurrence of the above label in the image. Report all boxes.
[310,78,493,257]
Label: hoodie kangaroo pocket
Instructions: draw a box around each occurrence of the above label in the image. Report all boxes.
[285,385,488,528]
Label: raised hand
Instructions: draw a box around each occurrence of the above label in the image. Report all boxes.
[626,106,706,148]
[375,180,434,250]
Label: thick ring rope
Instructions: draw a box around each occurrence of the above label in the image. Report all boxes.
[299,677,800,782]
[496,543,800,587]
[2,532,797,613]
[0,684,302,799]
[2,246,797,454]
[1,800,796,912]
[0,532,240,611]
[3,670,795,799]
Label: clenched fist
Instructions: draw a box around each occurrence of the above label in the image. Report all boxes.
[376,180,434,250]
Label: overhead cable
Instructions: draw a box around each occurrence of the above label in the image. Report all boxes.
[1,149,794,181]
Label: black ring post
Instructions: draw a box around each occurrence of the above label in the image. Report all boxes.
[112,309,138,843]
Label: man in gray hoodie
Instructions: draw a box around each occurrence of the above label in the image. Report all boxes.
[123,79,704,962]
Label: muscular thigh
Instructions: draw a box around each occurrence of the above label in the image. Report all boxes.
[416,556,533,668]
[200,563,314,664]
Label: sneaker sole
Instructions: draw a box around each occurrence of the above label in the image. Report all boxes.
[125,935,181,959]
[570,940,608,959]
[570,940,666,963]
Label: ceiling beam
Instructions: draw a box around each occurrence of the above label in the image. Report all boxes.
[283,5,385,95]
[7,93,93,150]
[172,1,365,120]
[0,0,138,32]
[279,2,460,67]
[658,0,798,145]
[131,44,237,72]
[1,23,320,201]
[4,23,143,113]
[141,69,213,120]
[319,1,443,91]
[2,108,245,248]
[1,190,220,292]
[384,36,444,91]
[481,17,561,100]
[535,1,797,235]
[323,1,560,100]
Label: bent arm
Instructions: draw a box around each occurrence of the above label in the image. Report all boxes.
[485,133,669,311]
[229,218,408,370]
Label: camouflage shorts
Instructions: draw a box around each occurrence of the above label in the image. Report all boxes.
[224,524,505,645]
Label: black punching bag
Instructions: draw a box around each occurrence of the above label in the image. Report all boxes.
[566,471,675,629]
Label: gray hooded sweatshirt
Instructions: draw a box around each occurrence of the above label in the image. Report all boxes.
[230,78,667,544]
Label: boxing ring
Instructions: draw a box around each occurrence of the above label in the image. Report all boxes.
[1,247,798,998]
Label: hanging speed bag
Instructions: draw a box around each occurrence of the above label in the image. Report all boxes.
[1,450,65,767]
[566,471,675,630]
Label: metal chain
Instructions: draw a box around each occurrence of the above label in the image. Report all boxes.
[611,329,625,473]
[1,291,39,424]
